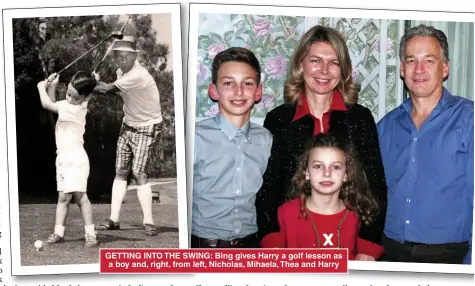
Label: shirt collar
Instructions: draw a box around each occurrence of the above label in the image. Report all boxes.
[215,113,251,142]
[401,87,456,114]
[293,89,348,122]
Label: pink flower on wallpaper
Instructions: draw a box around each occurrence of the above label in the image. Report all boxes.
[352,67,359,80]
[205,103,220,117]
[197,56,210,84]
[254,19,271,37]
[376,39,393,53]
[266,55,287,78]
[256,94,276,112]
[208,42,225,59]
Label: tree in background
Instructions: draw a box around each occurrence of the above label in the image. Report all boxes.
[13,18,57,200]
[13,14,176,202]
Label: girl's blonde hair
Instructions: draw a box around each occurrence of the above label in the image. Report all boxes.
[284,25,360,105]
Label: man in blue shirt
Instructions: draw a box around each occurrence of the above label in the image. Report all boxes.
[377,24,473,264]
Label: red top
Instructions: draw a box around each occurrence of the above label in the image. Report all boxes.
[260,198,384,260]
[292,89,348,135]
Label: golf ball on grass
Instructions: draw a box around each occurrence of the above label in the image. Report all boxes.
[34,240,43,251]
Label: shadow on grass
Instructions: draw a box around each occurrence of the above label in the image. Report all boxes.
[157,226,179,234]
[128,224,179,234]
[63,233,146,244]
[95,233,146,244]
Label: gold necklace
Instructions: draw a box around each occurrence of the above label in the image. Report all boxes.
[305,207,350,248]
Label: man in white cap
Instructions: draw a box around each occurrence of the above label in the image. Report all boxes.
[94,36,162,236]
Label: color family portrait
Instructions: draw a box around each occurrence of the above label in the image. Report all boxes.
[186,3,474,274]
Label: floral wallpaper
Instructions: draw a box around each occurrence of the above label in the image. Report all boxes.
[196,13,399,120]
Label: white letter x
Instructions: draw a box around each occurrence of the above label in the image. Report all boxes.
[323,233,333,246]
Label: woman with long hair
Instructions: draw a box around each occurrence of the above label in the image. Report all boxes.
[256,25,387,260]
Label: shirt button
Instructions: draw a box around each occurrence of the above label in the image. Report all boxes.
[244,139,248,142]
[411,158,416,162]
[236,167,240,172]
[235,228,241,233]
[406,220,410,224]
[237,145,241,150]
[409,178,413,182]
[413,137,418,142]
[236,189,240,194]
[234,209,238,214]
[407,199,411,203]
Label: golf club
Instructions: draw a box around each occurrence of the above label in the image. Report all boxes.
[93,15,131,73]
[48,31,124,83]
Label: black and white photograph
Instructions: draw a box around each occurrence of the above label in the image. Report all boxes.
[3,3,187,275]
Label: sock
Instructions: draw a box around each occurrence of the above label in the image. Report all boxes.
[109,180,128,222]
[137,183,154,225]
[84,224,96,237]
[54,225,65,238]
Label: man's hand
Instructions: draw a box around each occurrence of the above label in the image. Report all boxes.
[355,254,376,261]
[94,81,107,94]
[93,81,119,94]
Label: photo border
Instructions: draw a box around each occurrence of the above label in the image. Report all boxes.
[3,2,188,276]
[186,2,475,275]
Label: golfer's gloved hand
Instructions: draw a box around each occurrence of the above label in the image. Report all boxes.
[47,73,59,85]
[92,71,100,82]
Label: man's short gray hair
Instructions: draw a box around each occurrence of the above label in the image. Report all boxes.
[399,24,449,63]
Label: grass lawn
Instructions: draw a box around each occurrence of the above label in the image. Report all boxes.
[18,180,180,266]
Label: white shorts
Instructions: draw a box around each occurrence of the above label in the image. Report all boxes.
[56,149,90,193]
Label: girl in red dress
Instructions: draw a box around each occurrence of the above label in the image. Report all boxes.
[261,133,384,261]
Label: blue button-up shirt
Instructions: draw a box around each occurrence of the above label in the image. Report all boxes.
[192,113,273,240]
[377,88,473,264]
